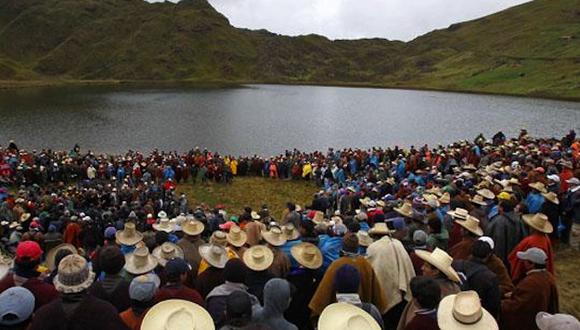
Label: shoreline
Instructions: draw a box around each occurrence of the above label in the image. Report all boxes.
[0,79,578,103]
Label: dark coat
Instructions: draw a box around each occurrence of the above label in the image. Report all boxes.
[285,269,320,330]
[196,266,225,299]
[29,294,129,330]
[88,277,131,312]
[453,259,501,319]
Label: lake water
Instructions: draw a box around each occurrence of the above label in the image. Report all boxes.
[0,84,578,155]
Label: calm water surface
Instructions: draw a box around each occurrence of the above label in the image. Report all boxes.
[0,84,578,155]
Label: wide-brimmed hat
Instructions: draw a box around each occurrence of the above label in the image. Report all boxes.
[422,194,440,208]
[394,202,413,218]
[262,227,287,247]
[529,182,548,193]
[141,299,215,330]
[19,213,31,223]
[291,242,323,269]
[182,219,204,236]
[359,197,372,207]
[522,213,553,234]
[54,254,96,294]
[198,244,228,269]
[210,231,228,247]
[282,224,300,240]
[116,223,144,246]
[416,248,460,282]
[226,226,247,247]
[476,188,495,200]
[243,245,274,271]
[439,192,451,204]
[250,211,261,220]
[456,215,483,236]
[368,222,394,236]
[437,291,498,330]
[318,302,381,330]
[470,194,487,206]
[46,243,77,271]
[153,218,177,233]
[356,231,374,247]
[124,246,159,275]
[542,192,559,205]
[536,312,580,330]
[0,254,13,281]
[152,242,184,267]
[447,208,469,220]
[312,211,325,225]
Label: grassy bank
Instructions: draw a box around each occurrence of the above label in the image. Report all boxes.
[555,247,580,316]
[176,177,318,219]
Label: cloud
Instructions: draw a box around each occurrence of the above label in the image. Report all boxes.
[147,0,530,41]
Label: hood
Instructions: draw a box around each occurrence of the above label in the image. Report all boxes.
[262,278,291,316]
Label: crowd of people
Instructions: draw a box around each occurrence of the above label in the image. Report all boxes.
[0,129,579,330]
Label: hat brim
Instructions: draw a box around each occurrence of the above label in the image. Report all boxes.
[262,232,287,247]
[46,243,78,271]
[522,214,554,234]
[394,207,413,218]
[456,220,483,236]
[318,303,381,330]
[198,245,228,269]
[227,232,248,248]
[54,270,96,294]
[291,244,323,270]
[470,198,487,206]
[152,244,185,267]
[124,254,159,275]
[243,246,274,271]
[437,294,498,330]
[141,299,215,330]
[415,250,460,282]
[115,231,144,246]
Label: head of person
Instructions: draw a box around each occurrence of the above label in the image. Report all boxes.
[224,259,247,284]
[224,290,253,327]
[0,287,35,327]
[471,240,493,262]
[262,278,293,316]
[299,219,316,237]
[410,276,441,310]
[427,216,442,234]
[14,241,43,278]
[164,258,191,284]
[53,254,95,295]
[413,230,427,248]
[536,312,580,330]
[334,264,360,294]
[340,232,359,256]
[129,273,160,311]
[54,249,74,273]
[99,245,125,275]
[286,202,296,212]
[517,247,547,272]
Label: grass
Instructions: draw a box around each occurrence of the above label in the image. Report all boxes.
[176,176,319,220]
[555,247,580,317]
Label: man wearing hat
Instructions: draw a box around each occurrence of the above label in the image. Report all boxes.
[0,241,58,311]
[120,273,160,330]
[563,177,580,249]
[448,215,483,261]
[508,213,554,283]
[485,199,527,267]
[0,287,35,329]
[89,245,131,312]
[501,248,559,330]
[176,217,205,276]
[526,182,546,214]
[366,222,415,328]
[155,258,204,307]
[309,232,387,319]
[29,254,128,330]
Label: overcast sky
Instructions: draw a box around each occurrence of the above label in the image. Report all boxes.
[148,0,530,41]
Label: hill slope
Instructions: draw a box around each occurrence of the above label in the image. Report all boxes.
[0,0,578,99]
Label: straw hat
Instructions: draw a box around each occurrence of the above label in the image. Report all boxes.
[46,243,77,271]
[437,291,498,330]
[226,226,247,248]
[182,219,204,236]
[312,211,325,225]
[356,231,374,247]
[291,242,323,269]
[456,215,483,236]
[153,218,177,233]
[415,248,460,282]
[542,192,559,205]
[394,202,413,218]
[19,213,31,223]
[0,254,13,281]
[116,223,144,246]
[124,246,159,275]
[476,189,495,200]
[262,227,287,247]
[318,302,381,330]
[210,231,228,247]
[470,194,487,206]
[368,222,394,236]
[53,254,96,294]
[522,213,553,234]
[198,244,228,269]
[282,224,300,241]
[152,242,184,267]
[359,197,371,207]
[250,211,261,220]
[439,192,451,204]
[243,245,274,271]
[529,182,548,193]
[141,299,215,330]
[426,187,443,197]
[422,194,440,208]
[447,208,469,220]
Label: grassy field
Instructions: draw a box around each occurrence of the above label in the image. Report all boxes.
[176,177,319,219]
[555,247,580,317]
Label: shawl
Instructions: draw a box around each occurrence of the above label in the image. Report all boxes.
[508,232,554,283]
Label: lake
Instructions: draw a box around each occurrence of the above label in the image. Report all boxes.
[0,84,578,155]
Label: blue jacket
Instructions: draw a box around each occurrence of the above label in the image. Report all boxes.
[318,235,343,271]
[525,192,545,214]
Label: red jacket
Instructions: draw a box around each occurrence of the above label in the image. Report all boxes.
[508,233,554,283]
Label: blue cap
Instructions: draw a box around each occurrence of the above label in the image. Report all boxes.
[129,273,160,302]
[0,287,35,325]
[165,258,191,276]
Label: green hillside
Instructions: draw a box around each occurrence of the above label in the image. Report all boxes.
[0,0,578,99]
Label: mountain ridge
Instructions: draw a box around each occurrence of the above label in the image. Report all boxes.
[0,0,578,100]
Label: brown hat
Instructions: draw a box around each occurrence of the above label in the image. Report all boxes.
[542,192,559,205]
[529,182,548,194]
[394,202,414,218]
[342,232,359,254]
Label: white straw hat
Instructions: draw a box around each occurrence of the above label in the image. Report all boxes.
[124,246,159,275]
[291,242,323,270]
[141,299,215,330]
[522,213,553,234]
[226,226,247,248]
[437,291,498,330]
[456,215,483,236]
[243,245,274,271]
[262,227,287,247]
[152,242,185,267]
[318,302,381,330]
[198,244,228,269]
[115,222,144,246]
[415,248,460,282]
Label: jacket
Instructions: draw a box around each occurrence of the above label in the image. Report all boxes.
[253,279,298,330]
[485,211,527,266]
[453,259,501,319]
[508,232,554,283]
